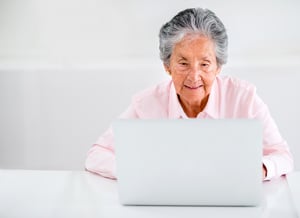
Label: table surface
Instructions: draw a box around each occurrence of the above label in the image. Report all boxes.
[0,169,298,218]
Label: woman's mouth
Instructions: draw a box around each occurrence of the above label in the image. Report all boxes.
[184,85,203,90]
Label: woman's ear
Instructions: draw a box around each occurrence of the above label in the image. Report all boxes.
[163,63,171,75]
[216,65,222,75]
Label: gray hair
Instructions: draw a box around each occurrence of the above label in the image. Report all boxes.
[159,8,228,67]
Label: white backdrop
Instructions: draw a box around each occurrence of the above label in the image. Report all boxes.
[1,0,300,62]
[0,0,300,170]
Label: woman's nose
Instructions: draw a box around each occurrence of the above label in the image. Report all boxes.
[187,67,202,80]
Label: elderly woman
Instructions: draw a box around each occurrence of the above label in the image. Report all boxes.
[85,8,293,180]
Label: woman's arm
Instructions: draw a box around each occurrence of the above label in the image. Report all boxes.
[85,103,139,179]
[85,127,117,179]
[253,95,294,180]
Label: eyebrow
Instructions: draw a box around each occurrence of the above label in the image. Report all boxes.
[177,56,212,62]
[176,55,188,60]
[201,56,213,61]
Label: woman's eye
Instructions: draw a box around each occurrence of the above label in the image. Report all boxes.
[179,62,188,66]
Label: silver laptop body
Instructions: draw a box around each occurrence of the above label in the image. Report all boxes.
[113,119,263,206]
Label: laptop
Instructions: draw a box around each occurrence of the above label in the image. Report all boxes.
[287,172,300,216]
[112,119,263,206]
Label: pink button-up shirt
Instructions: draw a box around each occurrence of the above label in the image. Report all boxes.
[85,75,294,180]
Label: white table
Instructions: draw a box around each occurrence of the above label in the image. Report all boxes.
[0,170,298,218]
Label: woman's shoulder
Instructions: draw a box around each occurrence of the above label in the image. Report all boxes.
[128,79,172,118]
[217,75,256,92]
[132,79,172,102]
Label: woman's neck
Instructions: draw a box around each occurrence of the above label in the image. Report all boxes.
[178,95,209,118]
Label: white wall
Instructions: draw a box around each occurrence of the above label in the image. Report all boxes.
[0,61,167,169]
[1,0,300,170]
[1,0,300,62]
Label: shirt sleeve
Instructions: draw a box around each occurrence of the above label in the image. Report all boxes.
[85,103,139,179]
[252,93,294,180]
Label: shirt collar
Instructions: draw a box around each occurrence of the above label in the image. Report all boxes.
[200,76,220,119]
[168,77,220,119]
[168,81,185,119]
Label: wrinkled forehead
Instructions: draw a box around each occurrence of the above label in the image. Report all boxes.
[172,34,217,60]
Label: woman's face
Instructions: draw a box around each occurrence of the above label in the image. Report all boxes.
[164,35,221,111]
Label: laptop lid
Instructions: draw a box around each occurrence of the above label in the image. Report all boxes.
[113,119,263,206]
